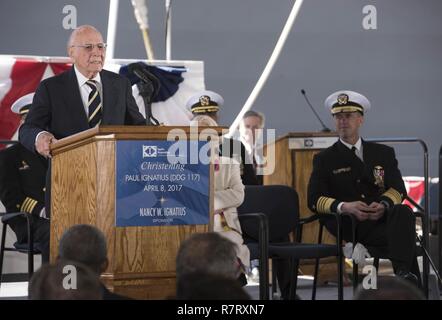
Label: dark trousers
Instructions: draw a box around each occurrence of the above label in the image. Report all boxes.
[271,234,293,299]
[326,204,417,275]
[273,258,292,299]
[45,161,51,219]
[8,215,50,263]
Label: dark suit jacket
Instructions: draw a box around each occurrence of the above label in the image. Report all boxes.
[0,143,47,215]
[220,138,259,185]
[0,143,48,242]
[307,140,407,214]
[19,67,146,151]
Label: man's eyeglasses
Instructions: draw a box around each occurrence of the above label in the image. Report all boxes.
[71,43,107,51]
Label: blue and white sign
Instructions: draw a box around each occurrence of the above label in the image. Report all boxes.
[115,140,210,227]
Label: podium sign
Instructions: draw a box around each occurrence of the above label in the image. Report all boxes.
[289,136,338,150]
[116,140,210,227]
[50,126,218,299]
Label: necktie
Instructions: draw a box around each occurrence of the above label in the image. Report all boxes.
[252,153,257,171]
[86,80,102,128]
[352,146,362,161]
[351,146,357,155]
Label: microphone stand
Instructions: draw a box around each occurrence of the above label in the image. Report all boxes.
[137,81,160,126]
[404,195,442,285]
[301,89,331,132]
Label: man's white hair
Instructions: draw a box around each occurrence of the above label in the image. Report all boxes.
[67,25,102,48]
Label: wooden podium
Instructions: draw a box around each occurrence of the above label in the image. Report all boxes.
[50,126,217,299]
[264,132,340,281]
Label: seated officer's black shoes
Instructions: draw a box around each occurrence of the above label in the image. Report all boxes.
[280,293,302,300]
[237,272,248,287]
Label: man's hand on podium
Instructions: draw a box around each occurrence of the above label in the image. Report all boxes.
[36,132,57,158]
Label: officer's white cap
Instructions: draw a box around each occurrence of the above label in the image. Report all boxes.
[186,90,224,114]
[324,90,371,115]
[11,92,35,115]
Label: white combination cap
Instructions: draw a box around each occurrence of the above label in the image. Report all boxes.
[11,92,35,115]
[324,90,370,115]
[186,90,224,114]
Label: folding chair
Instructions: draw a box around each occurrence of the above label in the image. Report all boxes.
[346,196,441,298]
[238,185,343,300]
[0,211,42,286]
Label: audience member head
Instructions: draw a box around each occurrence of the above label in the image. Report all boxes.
[29,259,102,300]
[176,232,240,280]
[58,224,108,275]
[354,276,425,300]
[176,272,251,300]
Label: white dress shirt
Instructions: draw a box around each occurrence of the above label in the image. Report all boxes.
[340,137,363,161]
[337,137,363,213]
[73,66,102,116]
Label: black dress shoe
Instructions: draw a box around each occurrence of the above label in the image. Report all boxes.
[280,293,302,300]
[237,272,248,287]
[396,270,419,287]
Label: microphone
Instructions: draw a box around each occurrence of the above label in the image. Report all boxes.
[300,89,331,132]
[133,67,150,84]
[127,62,160,126]
[128,62,161,97]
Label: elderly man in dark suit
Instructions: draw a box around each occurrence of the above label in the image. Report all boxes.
[19,25,145,157]
[307,90,419,285]
[19,25,145,218]
[0,93,49,262]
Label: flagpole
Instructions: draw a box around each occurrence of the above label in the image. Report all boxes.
[106,0,119,60]
[227,0,304,137]
[165,0,172,61]
[132,0,155,60]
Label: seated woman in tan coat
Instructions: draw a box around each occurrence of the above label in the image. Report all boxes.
[190,115,250,280]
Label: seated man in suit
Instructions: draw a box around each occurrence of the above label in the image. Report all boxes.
[57,224,130,300]
[186,90,259,185]
[239,110,266,185]
[0,93,50,262]
[307,90,419,284]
